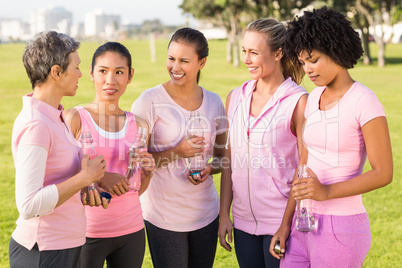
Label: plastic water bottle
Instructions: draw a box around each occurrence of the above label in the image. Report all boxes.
[80,132,99,192]
[296,164,315,232]
[186,111,205,180]
[125,127,147,191]
[80,132,111,203]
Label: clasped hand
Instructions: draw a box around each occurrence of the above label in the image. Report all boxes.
[178,136,205,158]
[80,154,109,209]
[187,164,211,185]
[81,186,109,209]
[128,151,156,178]
[292,167,329,201]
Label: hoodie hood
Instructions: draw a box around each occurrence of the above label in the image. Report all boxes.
[225,77,306,149]
[241,77,305,130]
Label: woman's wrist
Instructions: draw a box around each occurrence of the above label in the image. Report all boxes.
[208,157,223,174]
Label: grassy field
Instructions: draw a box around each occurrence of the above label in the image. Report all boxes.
[0,39,401,267]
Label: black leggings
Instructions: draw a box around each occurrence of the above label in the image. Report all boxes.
[144,217,219,268]
[234,228,280,268]
[9,237,81,268]
[80,228,145,268]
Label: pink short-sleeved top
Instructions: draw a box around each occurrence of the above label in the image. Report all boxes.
[76,107,144,238]
[131,85,226,232]
[304,82,386,215]
[11,93,84,250]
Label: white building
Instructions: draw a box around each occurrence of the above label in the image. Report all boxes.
[391,23,402,44]
[0,18,30,42]
[85,9,121,39]
[197,20,227,40]
[70,23,85,39]
[30,6,72,35]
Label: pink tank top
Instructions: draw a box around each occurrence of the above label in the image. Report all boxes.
[76,107,144,238]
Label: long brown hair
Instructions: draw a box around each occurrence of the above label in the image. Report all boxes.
[246,18,304,85]
[168,27,209,84]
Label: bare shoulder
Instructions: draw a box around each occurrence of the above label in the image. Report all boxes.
[295,93,308,113]
[225,90,234,111]
[64,107,81,139]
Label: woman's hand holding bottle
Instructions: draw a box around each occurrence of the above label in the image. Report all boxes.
[139,151,156,177]
[292,167,329,201]
[80,154,109,208]
[187,164,211,185]
[176,135,205,159]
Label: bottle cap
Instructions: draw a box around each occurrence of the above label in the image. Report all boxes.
[100,192,112,203]
[274,242,281,254]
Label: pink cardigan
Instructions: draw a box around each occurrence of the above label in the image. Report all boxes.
[227,78,307,235]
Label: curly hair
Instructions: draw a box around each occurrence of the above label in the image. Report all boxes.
[284,6,363,69]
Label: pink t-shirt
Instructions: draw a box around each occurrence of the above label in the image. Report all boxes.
[76,107,144,238]
[131,85,226,232]
[304,82,385,215]
[11,94,85,250]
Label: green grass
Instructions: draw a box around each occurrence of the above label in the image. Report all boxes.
[0,40,401,267]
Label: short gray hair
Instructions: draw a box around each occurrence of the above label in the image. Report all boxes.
[23,31,80,88]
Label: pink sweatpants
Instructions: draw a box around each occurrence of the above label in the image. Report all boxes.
[280,213,371,268]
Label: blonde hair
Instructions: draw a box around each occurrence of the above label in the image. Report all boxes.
[246,18,304,85]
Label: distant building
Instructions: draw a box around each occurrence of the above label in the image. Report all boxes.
[30,6,72,35]
[391,23,402,43]
[197,20,227,40]
[85,9,121,39]
[119,22,142,39]
[0,18,30,42]
[70,23,85,39]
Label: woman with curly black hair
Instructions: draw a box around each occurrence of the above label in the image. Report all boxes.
[269,6,393,267]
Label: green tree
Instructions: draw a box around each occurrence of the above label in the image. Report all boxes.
[332,0,372,64]
[355,0,401,67]
[247,0,314,21]
[181,0,246,67]
[180,0,316,67]
[141,19,164,35]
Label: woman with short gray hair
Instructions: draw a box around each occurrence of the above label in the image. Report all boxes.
[9,31,107,268]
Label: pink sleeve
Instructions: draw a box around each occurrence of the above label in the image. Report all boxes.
[304,87,324,119]
[17,121,51,150]
[304,94,310,119]
[304,87,322,119]
[131,91,155,133]
[215,98,227,135]
[355,90,385,127]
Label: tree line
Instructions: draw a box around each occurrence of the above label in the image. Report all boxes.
[180,0,402,67]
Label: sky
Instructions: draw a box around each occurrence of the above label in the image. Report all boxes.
[0,0,192,26]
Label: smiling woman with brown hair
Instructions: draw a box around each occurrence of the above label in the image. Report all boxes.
[218,18,307,268]
[131,27,227,268]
